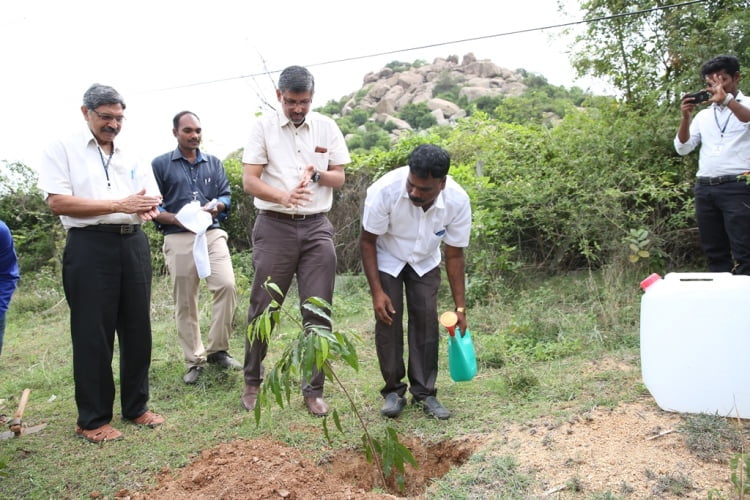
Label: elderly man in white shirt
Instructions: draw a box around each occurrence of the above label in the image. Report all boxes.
[360,144,472,420]
[38,83,165,443]
[675,54,750,275]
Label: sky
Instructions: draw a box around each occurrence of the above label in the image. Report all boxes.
[0,0,608,169]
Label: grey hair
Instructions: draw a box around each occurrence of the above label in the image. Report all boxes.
[277,66,315,94]
[82,83,126,110]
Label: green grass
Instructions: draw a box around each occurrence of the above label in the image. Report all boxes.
[1,266,650,498]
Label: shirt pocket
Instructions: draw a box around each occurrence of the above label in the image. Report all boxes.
[311,151,330,171]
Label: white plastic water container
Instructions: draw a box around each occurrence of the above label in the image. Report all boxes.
[640,272,750,418]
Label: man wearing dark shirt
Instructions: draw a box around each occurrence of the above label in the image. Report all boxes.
[152,111,239,384]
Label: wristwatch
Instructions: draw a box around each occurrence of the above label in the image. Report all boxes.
[311,170,321,183]
[455,307,466,314]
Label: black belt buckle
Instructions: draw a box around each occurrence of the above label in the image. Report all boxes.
[119,224,136,234]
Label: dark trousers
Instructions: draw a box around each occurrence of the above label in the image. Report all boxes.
[375,265,441,401]
[244,214,336,397]
[695,181,750,275]
[63,228,152,429]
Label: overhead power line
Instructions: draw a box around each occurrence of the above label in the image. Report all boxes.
[152,0,707,93]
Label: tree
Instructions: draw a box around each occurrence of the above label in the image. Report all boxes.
[568,0,750,107]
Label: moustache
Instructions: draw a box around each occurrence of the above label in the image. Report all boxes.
[102,126,119,134]
[409,196,424,204]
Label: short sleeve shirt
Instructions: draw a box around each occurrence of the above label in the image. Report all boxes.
[38,125,161,230]
[242,110,351,215]
[362,166,472,277]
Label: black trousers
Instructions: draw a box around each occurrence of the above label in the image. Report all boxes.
[63,228,152,429]
[695,181,750,276]
[375,264,441,401]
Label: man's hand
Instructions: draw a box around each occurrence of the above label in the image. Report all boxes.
[706,72,729,104]
[115,188,162,220]
[202,199,224,220]
[455,310,468,334]
[280,178,312,208]
[680,92,706,118]
[372,290,396,326]
[301,164,316,185]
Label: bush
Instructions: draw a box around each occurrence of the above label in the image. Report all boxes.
[398,102,437,130]
[0,161,60,273]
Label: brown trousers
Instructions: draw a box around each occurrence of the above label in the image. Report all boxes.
[243,213,336,397]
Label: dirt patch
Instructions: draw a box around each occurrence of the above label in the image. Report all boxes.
[125,401,741,499]
[494,399,737,498]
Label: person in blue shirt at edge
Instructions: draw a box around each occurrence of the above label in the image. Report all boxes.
[151,111,239,385]
[360,144,472,420]
[675,54,750,275]
[0,219,20,357]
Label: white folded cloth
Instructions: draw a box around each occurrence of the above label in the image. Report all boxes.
[175,202,213,278]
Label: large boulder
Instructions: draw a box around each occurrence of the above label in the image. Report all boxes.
[426,98,461,118]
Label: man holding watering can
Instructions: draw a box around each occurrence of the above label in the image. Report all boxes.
[360,144,472,420]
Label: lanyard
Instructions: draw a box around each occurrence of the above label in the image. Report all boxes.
[713,106,733,138]
[97,146,114,190]
[180,159,201,201]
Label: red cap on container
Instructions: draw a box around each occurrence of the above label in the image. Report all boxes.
[639,273,663,291]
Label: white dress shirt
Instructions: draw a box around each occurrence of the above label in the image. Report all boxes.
[362,166,471,277]
[674,91,750,177]
[38,125,161,229]
[242,110,351,215]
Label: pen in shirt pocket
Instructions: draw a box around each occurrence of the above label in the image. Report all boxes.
[435,229,446,236]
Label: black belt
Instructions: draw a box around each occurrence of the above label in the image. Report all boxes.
[696,175,741,186]
[259,210,324,221]
[74,224,140,234]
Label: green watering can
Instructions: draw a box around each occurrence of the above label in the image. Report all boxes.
[440,312,478,382]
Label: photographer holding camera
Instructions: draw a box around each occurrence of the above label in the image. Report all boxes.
[675,54,750,275]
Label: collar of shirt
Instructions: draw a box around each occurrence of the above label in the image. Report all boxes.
[170,147,206,165]
[80,126,121,155]
[277,108,309,131]
[399,180,447,211]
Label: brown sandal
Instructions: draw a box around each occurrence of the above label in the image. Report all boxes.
[75,424,123,443]
[126,410,165,428]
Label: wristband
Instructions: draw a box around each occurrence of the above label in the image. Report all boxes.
[723,94,735,107]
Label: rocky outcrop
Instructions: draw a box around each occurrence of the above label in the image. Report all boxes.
[342,53,526,134]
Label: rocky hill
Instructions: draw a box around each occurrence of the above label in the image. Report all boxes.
[340,52,527,131]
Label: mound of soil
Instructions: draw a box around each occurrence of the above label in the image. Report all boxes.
[126,435,480,499]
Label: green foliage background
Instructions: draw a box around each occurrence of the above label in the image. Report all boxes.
[2,0,748,292]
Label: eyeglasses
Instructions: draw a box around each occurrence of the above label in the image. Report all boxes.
[90,109,126,123]
[281,96,312,108]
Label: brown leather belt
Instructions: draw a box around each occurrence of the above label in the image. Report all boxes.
[259,210,324,221]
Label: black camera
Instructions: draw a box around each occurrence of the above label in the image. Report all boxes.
[685,90,711,104]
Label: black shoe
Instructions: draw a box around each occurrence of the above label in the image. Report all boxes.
[183,366,203,384]
[419,396,451,420]
[380,392,407,418]
[207,351,242,370]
